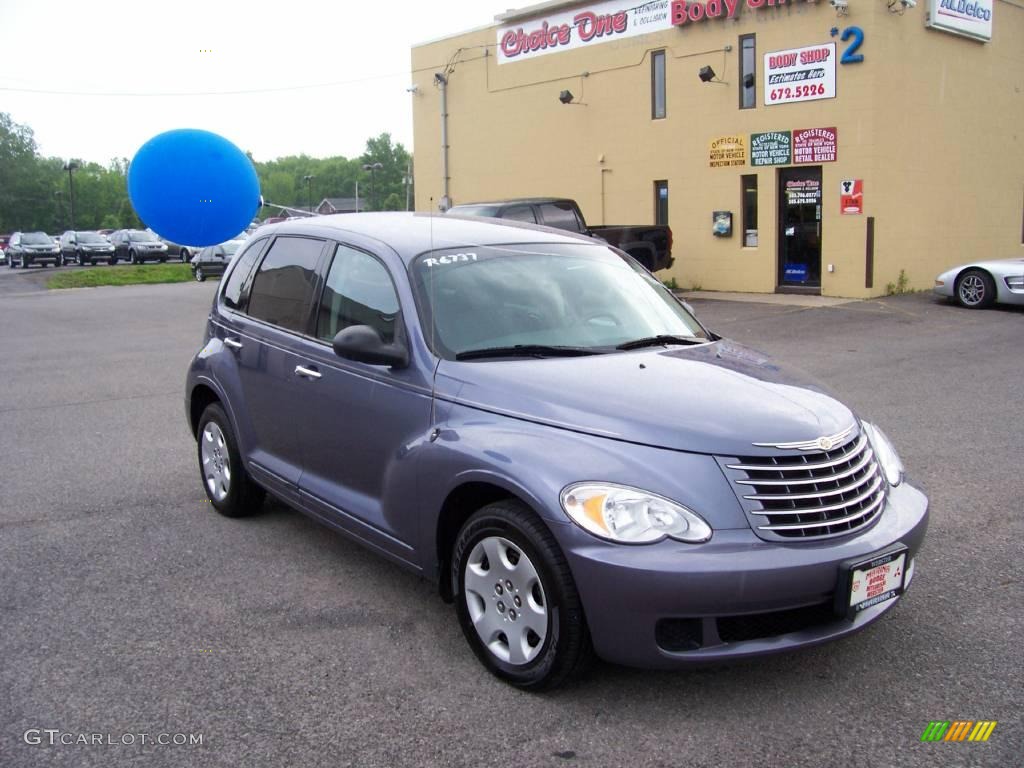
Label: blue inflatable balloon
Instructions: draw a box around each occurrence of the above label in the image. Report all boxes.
[127,129,260,247]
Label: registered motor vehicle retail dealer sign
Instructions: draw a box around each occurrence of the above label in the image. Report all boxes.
[764,43,836,105]
[793,128,838,164]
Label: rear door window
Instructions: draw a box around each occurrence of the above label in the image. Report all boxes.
[537,201,583,232]
[501,205,537,224]
[316,244,400,344]
[245,237,325,333]
[222,238,268,311]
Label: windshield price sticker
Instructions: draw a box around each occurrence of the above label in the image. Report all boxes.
[422,252,478,268]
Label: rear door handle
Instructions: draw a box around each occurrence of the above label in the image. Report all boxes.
[224,337,243,350]
[295,365,322,380]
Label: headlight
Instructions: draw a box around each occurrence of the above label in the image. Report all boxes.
[862,422,904,486]
[560,483,712,544]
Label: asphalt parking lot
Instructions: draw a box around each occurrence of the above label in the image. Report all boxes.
[1,283,1020,767]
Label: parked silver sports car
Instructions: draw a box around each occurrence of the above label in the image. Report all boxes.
[934,258,1024,309]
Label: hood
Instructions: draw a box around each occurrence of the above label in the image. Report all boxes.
[434,340,856,457]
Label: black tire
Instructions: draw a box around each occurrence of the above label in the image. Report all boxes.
[955,268,996,309]
[129,250,138,265]
[181,249,190,262]
[196,403,265,517]
[109,256,117,265]
[82,254,92,266]
[452,500,593,691]
[21,256,29,268]
[194,267,205,282]
[158,256,166,263]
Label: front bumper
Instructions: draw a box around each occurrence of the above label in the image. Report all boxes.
[555,480,928,668]
[20,253,60,264]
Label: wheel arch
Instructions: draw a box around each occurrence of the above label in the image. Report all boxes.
[434,479,550,603]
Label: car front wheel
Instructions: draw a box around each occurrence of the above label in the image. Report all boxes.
[196,403,265,517]
[452,500,593,690]
[194,267,205,282]
[956,269,996,309]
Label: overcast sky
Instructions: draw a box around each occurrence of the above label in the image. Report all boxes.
[0,0,513,165]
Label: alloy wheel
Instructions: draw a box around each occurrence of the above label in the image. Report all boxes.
[201,422,232,502]
[958,274,986,307]
[463,536,548,665]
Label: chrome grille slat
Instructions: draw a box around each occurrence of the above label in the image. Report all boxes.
[726,434,868,472]
[735,448,875,486]
[747,473,883,514]
[724,430,887,540]
[758,493,885,531]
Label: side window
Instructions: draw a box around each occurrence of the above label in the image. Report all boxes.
[316,244,400,344]
[501,205,537,224]
[246,237,324,332]
[538,202,582,232]
[222,238,268,311]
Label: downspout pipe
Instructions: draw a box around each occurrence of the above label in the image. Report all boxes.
[435,72,451,211]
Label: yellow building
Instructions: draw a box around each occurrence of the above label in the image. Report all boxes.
[411,0,1023,297]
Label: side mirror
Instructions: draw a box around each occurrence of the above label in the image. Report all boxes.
[332,325,408,368]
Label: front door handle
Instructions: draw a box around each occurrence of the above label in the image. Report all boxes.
[295,365,322,380]
[224,337,243,350]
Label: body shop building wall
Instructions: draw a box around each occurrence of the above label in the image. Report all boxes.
[411,0,1023,298]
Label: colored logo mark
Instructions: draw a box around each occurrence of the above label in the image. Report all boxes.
[920,721,997,742]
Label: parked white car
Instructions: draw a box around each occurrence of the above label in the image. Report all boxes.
[934,258,1024,309]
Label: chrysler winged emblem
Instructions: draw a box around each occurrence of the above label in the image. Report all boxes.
[753,423,856,451]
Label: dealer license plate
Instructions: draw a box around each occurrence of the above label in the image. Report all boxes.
[848,549,907,614]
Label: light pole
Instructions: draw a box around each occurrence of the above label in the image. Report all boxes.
[63,161,79,230]
[55,190,65,231]
[361,162,383,211]
[303,174,315,216]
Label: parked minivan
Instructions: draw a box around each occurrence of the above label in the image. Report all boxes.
[185,213,928,689]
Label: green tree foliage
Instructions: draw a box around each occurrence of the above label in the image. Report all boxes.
[0,113,413,233]
[253,132,412,217]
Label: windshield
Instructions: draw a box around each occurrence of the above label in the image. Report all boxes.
[23,232,52,245]
[409,243,707,360]
[77,232,106,243]
[128,231,155,242]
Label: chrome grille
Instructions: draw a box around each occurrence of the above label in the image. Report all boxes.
[725,432,886,539]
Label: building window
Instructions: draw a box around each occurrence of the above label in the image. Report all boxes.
[654,181,669,226]
[739,35,756,110]
[651,50,666,119]
[741,175,758,247]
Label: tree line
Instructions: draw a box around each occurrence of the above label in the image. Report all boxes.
[0,112,413,234]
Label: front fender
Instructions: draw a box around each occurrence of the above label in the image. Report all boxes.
[413,401,749,577]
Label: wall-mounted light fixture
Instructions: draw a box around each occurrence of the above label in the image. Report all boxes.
[559,89,587,105]
[830,0,849,15]
[887,0,915,13]
[698,66,727,85]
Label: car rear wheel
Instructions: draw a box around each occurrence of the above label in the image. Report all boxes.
[452,500,593,690]
[955,269,996,309]
[181,249,189,262]
[196,403,265,517]
[194,267,205,282]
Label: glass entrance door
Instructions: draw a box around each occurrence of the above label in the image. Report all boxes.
[777,167,822,289]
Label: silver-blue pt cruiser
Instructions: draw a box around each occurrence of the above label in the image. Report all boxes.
[185,213,928,689]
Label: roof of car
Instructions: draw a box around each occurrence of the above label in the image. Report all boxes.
[254,212,596,263]
[448,197,570,208]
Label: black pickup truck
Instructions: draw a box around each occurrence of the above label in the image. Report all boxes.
[446,197,674,272]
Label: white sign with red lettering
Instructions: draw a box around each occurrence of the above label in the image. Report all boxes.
[764,43,836,106]
[496,0,675,64]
